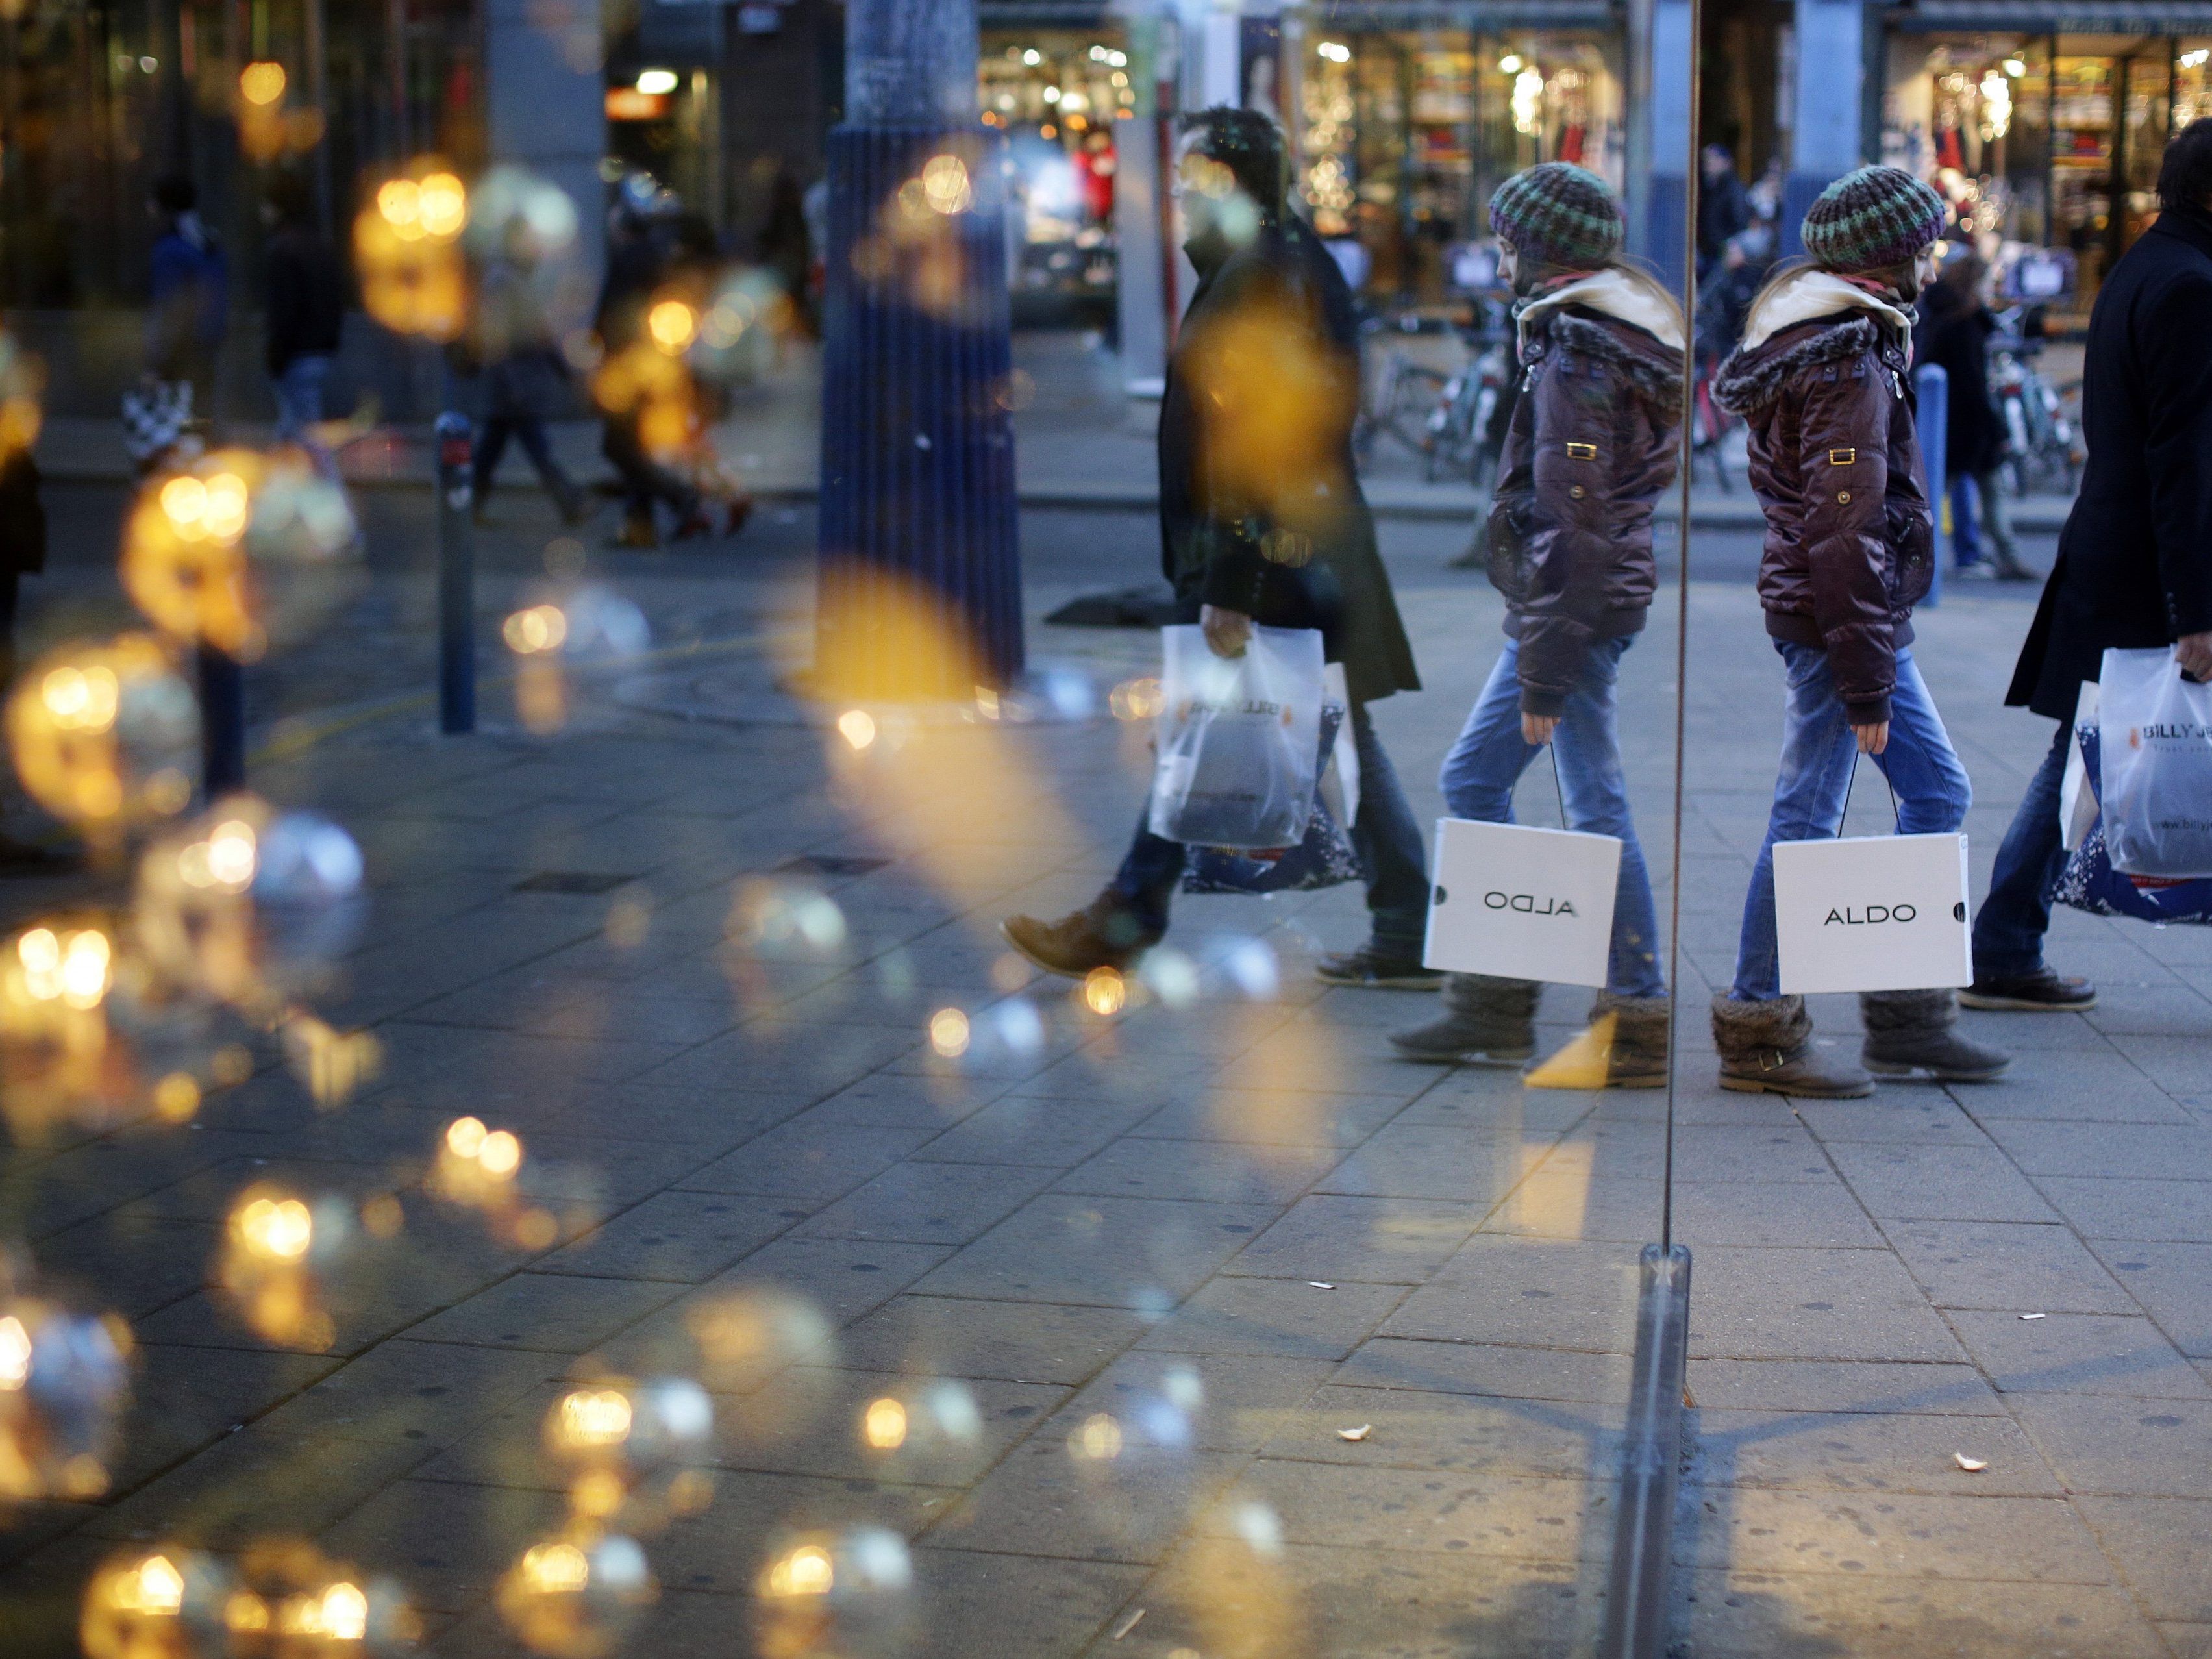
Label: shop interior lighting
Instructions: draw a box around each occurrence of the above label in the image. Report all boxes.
[634,68,678,95]
[1512,66,1545,133]
[1043,84,1062,103]
[1500,53,1525,74]
[2183,47,2211,68]
[2002,56,2028,75]
[1108,49,1128,68]
[1317,40,1352,63]
[1023,49,1042,66]
[1981,69,2013,138]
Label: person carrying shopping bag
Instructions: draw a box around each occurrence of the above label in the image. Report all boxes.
[1391,164,1684,1084]
[1706,167,2009,1097]
[1000,105,1432,988]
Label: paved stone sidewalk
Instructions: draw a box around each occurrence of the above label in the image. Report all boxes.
[1,522,2207,1656]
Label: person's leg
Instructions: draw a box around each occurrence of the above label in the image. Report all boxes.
[1976,467,2028,575]
[1100,805,1185,944]
[472,417,512,504]
[512,416,584,520]
[1950,473,1982,566]
[1437,641,1539,823]
[1854,651,2009,1079]
[1729,642,1859,1003]
[1970,719,2073,979]
[1345,701,1428,954]
[603,417,658,539]
[276,356,336,481]
[1550,636,1665,998]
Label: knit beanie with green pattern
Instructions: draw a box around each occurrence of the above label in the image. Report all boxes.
[1802,167,1947,274]
[1488,164,1623,269]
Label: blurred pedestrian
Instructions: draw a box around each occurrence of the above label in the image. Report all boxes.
[1697,144,1751,276]
[142,174,227,440]
[1695,225,1776,363]
[1000,106,1433,988]
[1391,164,1684,1080]
[667,213,753,538]
[1916,252,2032,580]
[1708,166,2009,1095]
[0,444,68,873]
[469,220,588,527]
[261,173,346,481]
[756,168,814,334]
[594,184,708,548]
[1967,119,2212,1010]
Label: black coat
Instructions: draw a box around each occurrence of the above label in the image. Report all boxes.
[1916,283,2007,477]
[2009,203,2212,719]
[1158,214,1419,704]
[264,224,346,376]
[0,451,43,577]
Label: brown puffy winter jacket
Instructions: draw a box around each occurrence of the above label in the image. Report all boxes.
[1487,294,1684,716]
[1712,305,1935,725]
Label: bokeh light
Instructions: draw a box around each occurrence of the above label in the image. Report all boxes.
[497,1528,655,1658]
[5,635,196,830]
[0,1284,132,1499]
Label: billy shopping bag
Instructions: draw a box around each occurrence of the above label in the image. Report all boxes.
[1149,624,1326,850]
[1422,818,1622,988]
[1182,703,1363,895]
[2055,710,2212,925]
[2097,647,2212,879]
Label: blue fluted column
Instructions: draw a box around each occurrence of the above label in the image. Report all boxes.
[815,0,1022,697]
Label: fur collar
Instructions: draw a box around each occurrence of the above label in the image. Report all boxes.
[1526,308,1682,410]
[1711,314,1900,416]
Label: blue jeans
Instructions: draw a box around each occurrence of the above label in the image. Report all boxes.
[1970,719,2069,978]
[272,354,335,480]
[1107,699,1430,951]
[1730,642,1972,1001]
[1438,636,1665,997]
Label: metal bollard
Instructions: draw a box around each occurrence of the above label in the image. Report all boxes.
[198,644,247,798]
[434,412,476,734]
[1915,363,1950,610]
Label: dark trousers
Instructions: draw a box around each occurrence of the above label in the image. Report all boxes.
[1102,700,1431,951]
[1970,719,2072,977]
[476,415,581,519]
[601,416,699,527]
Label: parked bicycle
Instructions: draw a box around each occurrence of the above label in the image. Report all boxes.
[1989,305,2078,499]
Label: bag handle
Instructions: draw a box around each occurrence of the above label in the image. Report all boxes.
[1833,749,1903,838]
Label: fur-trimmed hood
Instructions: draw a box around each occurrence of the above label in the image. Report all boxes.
[1518,267,1685,412]
[1712,264,1914,416]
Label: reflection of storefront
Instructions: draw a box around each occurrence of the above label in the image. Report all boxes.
[1298,8,1624,301]
[978,25,1134,317]
[1883,8,2212,318]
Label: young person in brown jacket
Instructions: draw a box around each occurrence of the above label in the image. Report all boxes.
[1706,167,2007,1097]
[1392,164,1685,1083]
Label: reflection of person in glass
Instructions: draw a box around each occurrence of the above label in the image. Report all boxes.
[1392,164,1684,1083]
[1709,167,2009,1096]
[1000,107,1432,986]
[1969,121,2212,1010]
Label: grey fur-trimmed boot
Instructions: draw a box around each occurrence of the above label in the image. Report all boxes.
[1711,993,1872,1099]
[1526,991,1671,1089]
[1861,989,2011,1083]
[1389,973,1540,1066]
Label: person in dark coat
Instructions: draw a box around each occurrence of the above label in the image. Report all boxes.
[1697,145,1752,277]
[594,186,707,547]
[0,445,68,873]
[145,175,228,427]
[1966,119,2212,1010]
[1002,105,1433,988]
[1916,253,2030,579]
[1707,166,2007,1097]
[469,214,588,526]
[1391,163,1684,1084]
[262,174,347,481]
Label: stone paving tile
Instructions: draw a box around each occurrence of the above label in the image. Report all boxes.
[533,1189,814,1281]
[1382,1236,1643,1353]
[1683,1406,2062,1496]
[404,1271,686,1353]
[2089,1241,2212,1357]
[2073,1497,2212,1623]
[110,1346,341,1491]
[1945,1311,2212,1398]
[1053,1351,1335,1454]
[713,1366,1067,1486]
[1668,1565,2168,1656]
[316,1475,569,1613]
[247,1339,568,1447]
[1980,1119,2212,1182]
[1221,1194,1482,1284]
[902,1548,1150,1659]
[77,1428,434,1546]
[1479,1171,1885,1247]
[1259,1384,1623,1480]
[1883,1219,2138,1313]
[675,1121,938,1201]
[925,1429,1245,1564]
[2038,1177,2212,1242]
[1132,1277,1406,1361]
[909,1194,1279,1310]
[1793,1095,1995,1144]
[1682,1358,2004,1416]
[1335,1337,1634,1405]
[2009,1395,2212,1497]
[1052,1137,1341,1206]
[1121,1086,1416,1147]
[1824,1143,2061,1223]
[833,1295,1146,1386]
[1673,1486,2114,1581]
[1315,1121,1567,1204]
[1204,1460,1613,1560]
[793,1160,1060,1245]
[1687,1246,1969,1363]
[1092,1541,1604,1659]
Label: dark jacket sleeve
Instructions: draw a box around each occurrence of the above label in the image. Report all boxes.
[2141,269,2212,641]
[1796,358,1899,725]
[266,244,304,376]
[1513,348,1624,717]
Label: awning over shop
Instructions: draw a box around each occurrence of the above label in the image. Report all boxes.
[1889,0,2212,30]
[978,1,1116,24]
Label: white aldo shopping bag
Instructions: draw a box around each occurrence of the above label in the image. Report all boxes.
[1772,832,1972,994]
[1422,818,1622,988]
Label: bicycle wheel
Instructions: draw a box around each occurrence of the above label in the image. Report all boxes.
[1384,367,1448,461]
